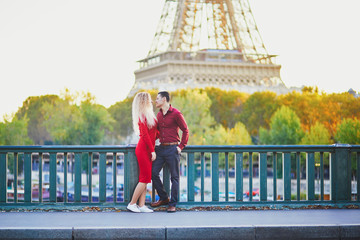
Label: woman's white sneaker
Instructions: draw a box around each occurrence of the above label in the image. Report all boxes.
[127,203,140,213]
[138,205,154,213]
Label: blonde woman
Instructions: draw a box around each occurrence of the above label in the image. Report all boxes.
[127,92,158,213]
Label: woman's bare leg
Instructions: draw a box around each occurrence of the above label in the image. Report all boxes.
[138,184,148,207]
[129,182,147,205]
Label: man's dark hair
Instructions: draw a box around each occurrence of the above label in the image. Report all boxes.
[158,91,170,102]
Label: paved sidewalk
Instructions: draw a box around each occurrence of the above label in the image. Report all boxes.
[1,209,360,239]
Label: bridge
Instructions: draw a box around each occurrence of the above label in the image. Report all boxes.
[1,144,360,239]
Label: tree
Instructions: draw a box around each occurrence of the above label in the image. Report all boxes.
[205,87,248,128]
[79,100,114,145]
[224,122,252,145]
[259,106,304,145]
[0,115,33,145]
[279,90,321,133]
[171,89,216,145]
[335,118,360,144]
[320,93,360,138]
[301,122,332,145]
[0,116,33,175]
[16,95,60,144]
[240,91,280,140]
[108,97,133,143]
[42,97,82,145]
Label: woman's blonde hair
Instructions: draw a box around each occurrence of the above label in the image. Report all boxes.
[132,92,157,135]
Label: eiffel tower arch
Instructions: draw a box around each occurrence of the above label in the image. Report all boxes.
[129,0,289,96]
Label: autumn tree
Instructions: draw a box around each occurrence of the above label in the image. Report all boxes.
[240,91,280,141]
[259,106,304,145]
[208,122,252,145]
[171,89,216,145]
[335,118,360,144]
[279,90,321,133]
[301,122,332,145]
[205,87,248,128]
[320,93,360,138]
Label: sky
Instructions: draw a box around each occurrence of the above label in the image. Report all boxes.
[1,0,360,122]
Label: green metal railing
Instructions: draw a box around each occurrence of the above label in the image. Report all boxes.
[0,144,359,209]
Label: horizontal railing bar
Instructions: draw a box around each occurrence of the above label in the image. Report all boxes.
[0,145,131,152]
[184,145,338,153]
[2,144,360,153]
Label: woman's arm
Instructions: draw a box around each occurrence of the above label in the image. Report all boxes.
[139,120,155,153]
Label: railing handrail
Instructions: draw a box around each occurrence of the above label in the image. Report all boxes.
[1,144,359,152]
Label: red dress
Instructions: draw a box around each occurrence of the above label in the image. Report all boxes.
[135,118,158,183]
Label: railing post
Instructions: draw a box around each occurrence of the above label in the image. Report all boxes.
[283,152,291,201]
[112,152,117,203]
[187,153,195,202]
[212,153,219,202]
[128,149,139,202]
[235,153,243,201]
[74,153,82,203]
[296,152,300,201]
[249,152,253,201]
[49,153,57,203]
[24,153,32,203]
[88,153,92,203]
[14,153,18,203]
[99,153,107,203]
[63,153,68,203]
[124,151,130,202]
[306,152,315,201]
[200,152,205,202]
[331,144,351,202]
[273,152,277,201]
[39,153,43,203]
[0,153,7,203]
[259,153,267,201]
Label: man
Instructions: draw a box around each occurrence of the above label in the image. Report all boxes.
[151,91,189,213]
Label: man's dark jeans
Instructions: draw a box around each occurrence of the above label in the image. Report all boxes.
[152,145,180,207]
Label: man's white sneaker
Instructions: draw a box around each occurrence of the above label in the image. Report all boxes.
[127,203,140,213]
[138,205,154,213]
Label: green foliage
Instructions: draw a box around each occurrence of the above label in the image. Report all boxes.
[208,122,252,145]
[41,91,114,146]
[205,87,248,128]
[16,95,60,144]
[301,122,332,145]
[0,115,31,175]
[3,87,360,147]
[240,91,280,139]
[335,118,360,144]
[172,89,216,145]
[108,97,133,143]
[0,116,33,145]
[42,97,82,144]
[259,106,304,145]
[79,101,113,145]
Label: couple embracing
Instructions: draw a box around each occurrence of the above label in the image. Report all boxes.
[127,91,189,213]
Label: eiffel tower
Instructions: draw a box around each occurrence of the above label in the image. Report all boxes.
[130,0,288,96]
